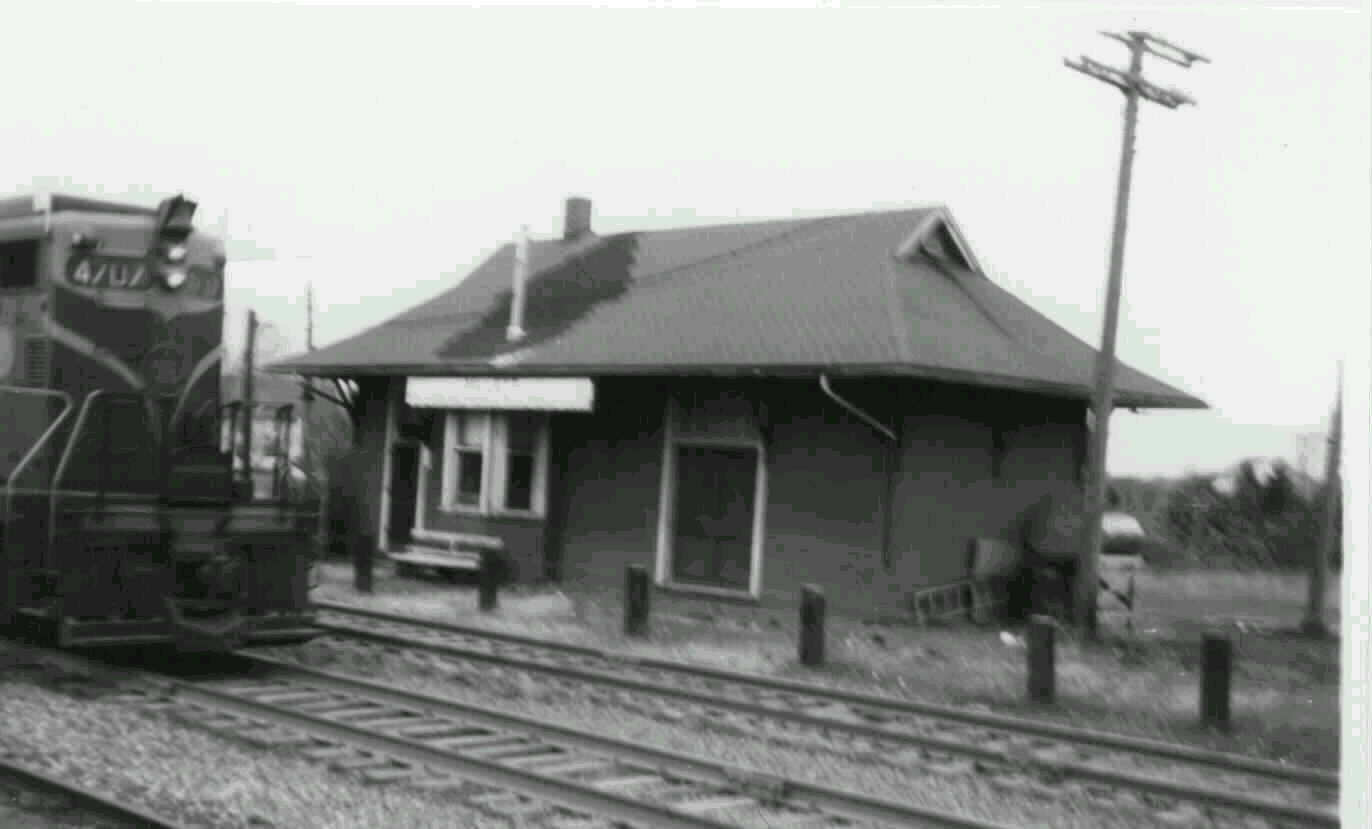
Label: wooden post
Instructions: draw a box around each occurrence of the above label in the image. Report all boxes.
[1027,615,1056,706]
[798,584,826,667]
[239,310,257,500]
[478,549,500,613]
[623,564,650,637]
[1200,632,1232,731]
[1304,361,1342,639]
[345,454,372,594]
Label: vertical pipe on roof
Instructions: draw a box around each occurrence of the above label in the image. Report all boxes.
[506,225,531,343]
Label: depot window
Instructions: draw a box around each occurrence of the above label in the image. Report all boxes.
[440,411,550,518]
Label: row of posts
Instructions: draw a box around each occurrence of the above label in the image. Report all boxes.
[1025,616,1234,730]
[467,556,1237,732]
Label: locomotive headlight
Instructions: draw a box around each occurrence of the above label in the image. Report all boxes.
[161,266,188,290]
[164,244,188,263]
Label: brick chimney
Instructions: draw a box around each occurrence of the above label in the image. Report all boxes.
[563,196,592,242]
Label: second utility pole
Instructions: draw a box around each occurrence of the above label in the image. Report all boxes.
[1065,31,1209,637]
[240,309,257,499]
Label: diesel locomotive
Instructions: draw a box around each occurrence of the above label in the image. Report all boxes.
[0,191,320,652]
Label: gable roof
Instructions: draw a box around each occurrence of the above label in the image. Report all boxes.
[267,205,1204,410]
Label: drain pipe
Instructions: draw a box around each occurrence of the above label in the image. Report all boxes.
[819,374,901,576]
[819,374,896,442]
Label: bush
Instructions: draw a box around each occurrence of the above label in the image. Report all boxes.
[1159,459,1339,570]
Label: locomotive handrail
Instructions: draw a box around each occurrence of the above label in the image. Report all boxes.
[97,391,115,509]
[48,390,162,548]
[1,385,76,520]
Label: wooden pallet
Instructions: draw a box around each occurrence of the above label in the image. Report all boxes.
[910,579,1000,626]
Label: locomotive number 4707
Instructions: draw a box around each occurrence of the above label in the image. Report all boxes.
[67,257,151,290]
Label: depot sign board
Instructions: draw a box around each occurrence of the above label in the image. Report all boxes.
[405,377,596,412]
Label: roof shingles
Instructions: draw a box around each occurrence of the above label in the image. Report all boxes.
[269,206,1204,410]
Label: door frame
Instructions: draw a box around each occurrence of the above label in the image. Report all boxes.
[385,440,422,549]
[654,401,768,600]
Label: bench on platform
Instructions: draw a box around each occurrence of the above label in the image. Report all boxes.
[386,530,504,581]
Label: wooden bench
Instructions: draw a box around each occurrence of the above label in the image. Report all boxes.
[387,531,504,582]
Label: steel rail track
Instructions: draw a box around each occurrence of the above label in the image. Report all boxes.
[130,659,1011,829]
[312,601,1339,829]
[0,755,195,829]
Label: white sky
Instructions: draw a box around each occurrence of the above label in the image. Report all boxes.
[5,1,1368,479]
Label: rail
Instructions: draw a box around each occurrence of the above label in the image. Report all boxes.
[158,656,1011,829]
[313,602,1339,828]
[0,754,194,829]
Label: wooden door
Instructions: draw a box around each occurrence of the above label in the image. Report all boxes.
[672,445,757,591]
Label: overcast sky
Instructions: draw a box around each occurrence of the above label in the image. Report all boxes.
[5,2,1367,479]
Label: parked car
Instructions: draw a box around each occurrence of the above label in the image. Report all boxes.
[1101,510,1147,557]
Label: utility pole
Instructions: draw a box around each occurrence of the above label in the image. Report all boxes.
[302,282,316,493]
[240,310,257,499]
[1304,362,1343,639]
[1065,31,1209,637]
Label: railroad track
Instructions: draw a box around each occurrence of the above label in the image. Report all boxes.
[311,601,1340,829]
[107,654,1010,829]
[0,642,194,829]
[0,754,194,829]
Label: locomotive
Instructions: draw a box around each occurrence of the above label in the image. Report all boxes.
[0,191,320,652]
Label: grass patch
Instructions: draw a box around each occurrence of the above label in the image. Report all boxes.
[311,560,1340,770]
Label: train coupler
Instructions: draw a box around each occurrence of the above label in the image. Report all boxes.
[164,598,248,653]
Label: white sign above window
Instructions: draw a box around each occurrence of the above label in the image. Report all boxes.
[406,377,595,412]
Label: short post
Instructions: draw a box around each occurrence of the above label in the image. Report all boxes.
[623,564,651,637]
[1026,615,1056,706]
[1200,632,1232,731]
[353,534,374,594]
[798,584,826,667]
[477,549,500,613]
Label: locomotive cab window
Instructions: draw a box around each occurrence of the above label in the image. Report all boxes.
[0,239,40,289]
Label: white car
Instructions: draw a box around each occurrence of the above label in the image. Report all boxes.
[1101,511,1146,561]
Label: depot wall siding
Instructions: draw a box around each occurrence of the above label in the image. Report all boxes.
[996,408,1090,536]
[551,378,908,616]
[555,400,666,586]
[764,404,897,614]
[888,411,999,591]
[883,391,1086,595]
[390,375,1089,619]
